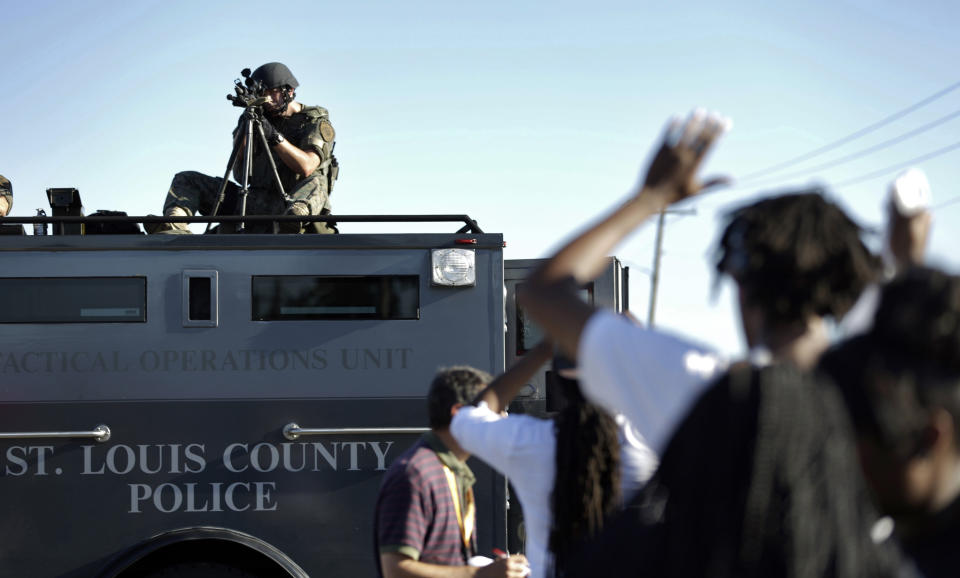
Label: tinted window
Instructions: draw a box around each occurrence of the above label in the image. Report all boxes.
[517,284,592,354]
[188,276,212,321]
[252,276,420,320]
[0,277,146,323]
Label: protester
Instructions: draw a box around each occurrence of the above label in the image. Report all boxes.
[574,362,904,577]
[520,110,904,576]
[521,110,879,455]
[373,366,529,578]
[713,190,879,367]
[841,167,933,335]
[450,342,657,578]
[820,267,960,578]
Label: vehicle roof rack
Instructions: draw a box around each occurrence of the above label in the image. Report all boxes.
[5,214,484,235]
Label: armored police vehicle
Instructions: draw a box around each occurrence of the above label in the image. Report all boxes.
[0,194,627,577]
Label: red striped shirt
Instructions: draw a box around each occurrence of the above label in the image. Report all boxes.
[374,435,476,575]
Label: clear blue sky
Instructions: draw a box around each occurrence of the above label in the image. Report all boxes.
[3,0,959,354]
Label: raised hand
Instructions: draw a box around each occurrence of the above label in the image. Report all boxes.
[887,168,932,271]
[888,201,931,270]
[640,109,731,206]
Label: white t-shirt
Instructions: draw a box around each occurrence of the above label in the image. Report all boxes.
[578,310,727,455]
[451,402,657,578]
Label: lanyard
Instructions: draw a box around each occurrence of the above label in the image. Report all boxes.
[442,464,475,554]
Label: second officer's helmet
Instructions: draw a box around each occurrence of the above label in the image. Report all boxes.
[250,62,299,91]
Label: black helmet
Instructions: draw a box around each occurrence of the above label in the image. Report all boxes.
[249,62,299,90]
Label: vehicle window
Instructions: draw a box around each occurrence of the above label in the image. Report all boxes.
[252,275,420,320]
[0,277,146,323]
[517,285,592,354]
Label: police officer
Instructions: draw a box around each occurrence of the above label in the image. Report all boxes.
[158,62,337,234]
[0,175,12,217]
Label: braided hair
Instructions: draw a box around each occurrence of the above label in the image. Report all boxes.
[715,189,880,326]
[549,371,621,574]
[565,365,905,577]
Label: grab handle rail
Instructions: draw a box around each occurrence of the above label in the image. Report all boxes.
[0,424,111,443]
[283,423,427,441]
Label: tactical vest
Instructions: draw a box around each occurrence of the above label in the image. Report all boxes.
[300,106,339,199]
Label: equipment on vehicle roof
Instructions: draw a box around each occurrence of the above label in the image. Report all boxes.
[215,67,291,233]
[227,64,298,113]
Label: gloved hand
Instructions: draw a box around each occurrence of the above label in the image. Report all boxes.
[259,116,284,146]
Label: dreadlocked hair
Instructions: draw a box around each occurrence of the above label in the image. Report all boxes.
[714,189,880,326]
[549,380,621,574]
[610,364,905,578]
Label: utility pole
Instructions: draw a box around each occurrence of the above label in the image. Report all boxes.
[647,209,666,327]
[647,207,697,327]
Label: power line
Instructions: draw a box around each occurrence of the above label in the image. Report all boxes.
[737,80,960,182]
[932,196,960,211]
[739,107,960,189]
[693,139,960,216]
[833,140,960,188]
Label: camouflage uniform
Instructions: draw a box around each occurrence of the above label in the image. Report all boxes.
[164,106,336,233]
[0,175,12,216]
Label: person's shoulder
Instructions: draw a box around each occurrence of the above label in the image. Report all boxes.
[299,105,330,120]
[455,403,553,441]
[385,440,443,480]
[686,364,817,430]
[584,310,725,368]
[295,106,335,143]
[453,401,500,425]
